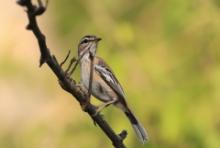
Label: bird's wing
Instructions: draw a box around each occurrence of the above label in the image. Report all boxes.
[95,57,127,105]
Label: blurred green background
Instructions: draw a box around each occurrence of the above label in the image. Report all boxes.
[0,0,220,147]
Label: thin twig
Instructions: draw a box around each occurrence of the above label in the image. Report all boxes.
[60,50,71,67]
[69,49,89,76]
[17,0,126,147]
[69,58,80,75]
[65,57,76,74]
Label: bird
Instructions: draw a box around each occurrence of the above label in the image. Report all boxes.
[78,35,148,143]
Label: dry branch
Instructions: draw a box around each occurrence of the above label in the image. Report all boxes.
[17,0,127,147]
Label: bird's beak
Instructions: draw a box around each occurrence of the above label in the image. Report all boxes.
[95,37,102,42]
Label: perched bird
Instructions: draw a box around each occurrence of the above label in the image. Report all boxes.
[78,35,148,143]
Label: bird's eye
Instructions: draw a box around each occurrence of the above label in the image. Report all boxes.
[82,39,89,44]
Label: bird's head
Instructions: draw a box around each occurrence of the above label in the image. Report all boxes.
[78,35,102,57]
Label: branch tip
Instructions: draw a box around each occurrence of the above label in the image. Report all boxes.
[39,56,46,67]
[34,0,48,16]
[26,23,32,30]
[17,0,27,6]
[119,130,127,141]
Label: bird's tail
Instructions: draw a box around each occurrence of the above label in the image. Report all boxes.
[124,109,148,143]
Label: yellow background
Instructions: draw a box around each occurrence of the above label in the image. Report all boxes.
[0,0,220,147]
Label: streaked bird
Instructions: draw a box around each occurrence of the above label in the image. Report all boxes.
[78,35,148,143]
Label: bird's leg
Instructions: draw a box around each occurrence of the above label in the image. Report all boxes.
[93,100,117,116]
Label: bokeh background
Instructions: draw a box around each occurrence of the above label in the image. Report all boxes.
[1,0,220,147]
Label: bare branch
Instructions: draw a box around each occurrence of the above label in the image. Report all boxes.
[17,0,127,147]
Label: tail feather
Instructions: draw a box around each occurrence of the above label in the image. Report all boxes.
[125,110,148,143]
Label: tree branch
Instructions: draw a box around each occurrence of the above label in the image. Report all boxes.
[17,0,127,147]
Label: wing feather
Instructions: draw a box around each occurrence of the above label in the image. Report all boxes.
[95,57,127,106]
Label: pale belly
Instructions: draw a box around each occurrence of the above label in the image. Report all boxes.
[80,60,90,89]
[80,59,117,102]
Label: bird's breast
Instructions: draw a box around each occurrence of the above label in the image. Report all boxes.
[80,58,91,89]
